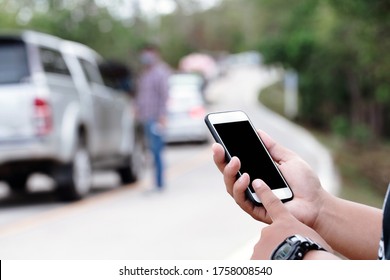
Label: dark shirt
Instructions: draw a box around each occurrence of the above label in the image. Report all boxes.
[379,184,390,260]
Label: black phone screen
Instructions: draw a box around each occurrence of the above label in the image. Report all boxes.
[214,120,288,191]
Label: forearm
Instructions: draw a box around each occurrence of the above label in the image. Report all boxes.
[314,193,382,259]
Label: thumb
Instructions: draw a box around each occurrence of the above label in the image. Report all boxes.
[252,179,290,222]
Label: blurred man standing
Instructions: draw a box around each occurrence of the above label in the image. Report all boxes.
[135,44,171,191]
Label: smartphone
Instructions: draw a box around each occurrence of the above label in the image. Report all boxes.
[205,110,293,206]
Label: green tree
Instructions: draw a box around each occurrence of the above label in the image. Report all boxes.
[0,0,147,65]
[254,0,390,140]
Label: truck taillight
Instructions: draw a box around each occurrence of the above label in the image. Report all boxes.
[34,98,52,136]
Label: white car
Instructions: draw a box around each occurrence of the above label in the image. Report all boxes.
[165,73,209,144]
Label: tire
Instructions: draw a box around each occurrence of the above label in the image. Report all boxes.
[55,143,92,201]
[117,131,146,185]
[5,173,29,193]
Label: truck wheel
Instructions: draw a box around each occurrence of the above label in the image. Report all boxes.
[5,173,29,193]
[56,144,92,201]
[117,134,146,185]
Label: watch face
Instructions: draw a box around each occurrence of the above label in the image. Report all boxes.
[275,243,293,260]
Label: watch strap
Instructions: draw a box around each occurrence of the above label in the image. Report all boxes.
[271,234,326,260]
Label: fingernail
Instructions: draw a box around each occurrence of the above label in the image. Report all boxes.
[252,179,263,190]
[228,157,236,166]
[238,173,247,183]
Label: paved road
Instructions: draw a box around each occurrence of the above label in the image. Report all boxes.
[0,65,339,259]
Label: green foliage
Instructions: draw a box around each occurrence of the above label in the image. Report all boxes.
[0,0,388,141]
[331,116,350,138]
[255,0,390,140]
[0,0,147,67]
[158,0,262,65]
[317,134,387,207]
[350,123,373,145]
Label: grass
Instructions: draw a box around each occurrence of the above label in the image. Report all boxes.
[312,132,387,208]
[259,81,388,208]
[258,82,285,116]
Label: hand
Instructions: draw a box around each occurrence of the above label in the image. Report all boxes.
[250,179,336,260]
[158,116,167,129]
[212,130,330,229]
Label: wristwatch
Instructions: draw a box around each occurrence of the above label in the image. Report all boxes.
[271,234,326,260]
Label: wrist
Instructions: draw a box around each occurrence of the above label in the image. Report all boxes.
[303,249,340,260]
[311,191,336,236]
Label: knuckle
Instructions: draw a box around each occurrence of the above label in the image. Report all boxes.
[266,196,280,209]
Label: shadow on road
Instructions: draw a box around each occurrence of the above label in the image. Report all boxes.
[0,172,124,209]
[0,190,61,209]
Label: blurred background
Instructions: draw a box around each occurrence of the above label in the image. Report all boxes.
[0,0,389,259]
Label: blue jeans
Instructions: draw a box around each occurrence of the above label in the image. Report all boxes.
[144,121,165,188]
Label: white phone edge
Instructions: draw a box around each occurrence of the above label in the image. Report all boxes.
[206,110,293,205]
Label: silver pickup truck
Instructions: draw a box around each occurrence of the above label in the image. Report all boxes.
[0,30,144,201]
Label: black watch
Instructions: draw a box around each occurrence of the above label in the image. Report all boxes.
[271,234,326,260]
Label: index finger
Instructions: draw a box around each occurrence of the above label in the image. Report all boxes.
[252,179,290,222]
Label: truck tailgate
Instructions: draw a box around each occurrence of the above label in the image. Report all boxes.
[0,84,36,141]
